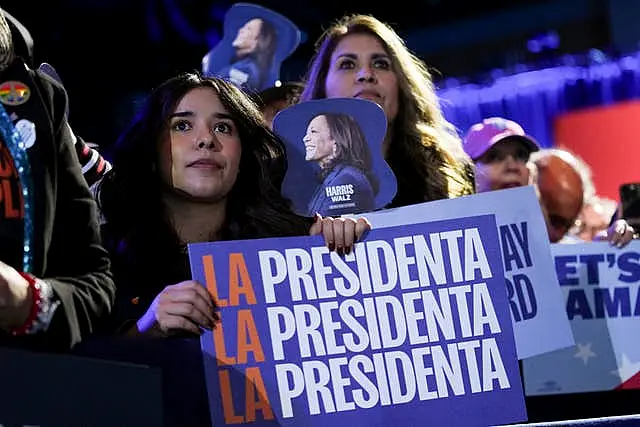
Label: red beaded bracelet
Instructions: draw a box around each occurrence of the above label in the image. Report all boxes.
[10,272,42,336]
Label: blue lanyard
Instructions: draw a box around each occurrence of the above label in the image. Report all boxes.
[0,102,33,273]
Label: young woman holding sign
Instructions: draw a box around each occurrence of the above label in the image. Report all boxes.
[75,73,369,426]
[96,73,369,337]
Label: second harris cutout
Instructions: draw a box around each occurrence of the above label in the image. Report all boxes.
[202,3,301,93]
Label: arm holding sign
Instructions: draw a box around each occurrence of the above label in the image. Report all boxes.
[134,280,219,337]
[309,213,370,254]
[0,260,39,331]
[128,214,369,338]
[593,219,636,247]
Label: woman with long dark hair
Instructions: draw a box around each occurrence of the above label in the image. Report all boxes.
[97,73,368,336]
[81,73,368,426]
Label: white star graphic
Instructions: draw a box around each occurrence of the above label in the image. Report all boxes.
[610,353,640,383]
[574,343,596,365]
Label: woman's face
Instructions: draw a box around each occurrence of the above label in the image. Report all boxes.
[303,115,335,163]
[324,33,399,125]
[159,87,242,202]
[232,18,262,54]
[474,138,532,193]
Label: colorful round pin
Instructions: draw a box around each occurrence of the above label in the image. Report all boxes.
[0,81,31,106]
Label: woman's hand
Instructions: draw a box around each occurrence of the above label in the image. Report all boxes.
[594,219,636,248]
[136,280,219,337]
[309,214,371,254]
[0,260,32,331]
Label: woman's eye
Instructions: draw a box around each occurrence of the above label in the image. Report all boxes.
[171,120,192,132]
[214,122,233,134]
[373,59,390,69]
[338,60,355,70]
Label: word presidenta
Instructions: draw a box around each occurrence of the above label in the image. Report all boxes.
[203,227,512,423]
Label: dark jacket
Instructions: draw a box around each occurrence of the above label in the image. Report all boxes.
[0,59,115,351]
[308,164,376,216]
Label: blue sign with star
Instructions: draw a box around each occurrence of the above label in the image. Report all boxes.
[523,241,640,394]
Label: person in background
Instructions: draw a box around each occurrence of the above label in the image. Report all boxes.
[462,117,539,193]
[251,81,304,184]
[300,14,475,207]
[569,195,618,242]
[565,157,616,242]
[251,81,303,129]
[529,148,636,246]
[615,182,640,230]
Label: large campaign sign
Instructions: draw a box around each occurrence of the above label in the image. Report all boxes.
[523,241,640,395]
[351,186,574,360]
[189,215,527,426]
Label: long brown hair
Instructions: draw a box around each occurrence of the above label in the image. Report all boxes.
[98,73,313,288]
[300,14,474,206]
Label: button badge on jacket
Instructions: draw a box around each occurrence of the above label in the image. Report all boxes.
[0,80,30,106]
[15,119,35,148]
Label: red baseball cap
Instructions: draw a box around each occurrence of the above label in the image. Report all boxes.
[463,117,540,161]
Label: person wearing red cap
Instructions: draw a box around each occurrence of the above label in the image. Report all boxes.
[463,117,540,193]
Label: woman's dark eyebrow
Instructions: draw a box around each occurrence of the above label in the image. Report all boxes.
[334,52,389,61]
[168,111,234,120]
[169,111,194,119]
[371,53,390,60]
[335,53,357,60]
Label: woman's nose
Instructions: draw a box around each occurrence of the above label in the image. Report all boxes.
[356,66,376,83]
[196,129,220,151]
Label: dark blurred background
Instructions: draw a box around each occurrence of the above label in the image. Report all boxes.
[4,0,639,150]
